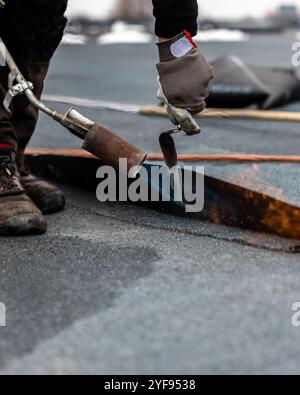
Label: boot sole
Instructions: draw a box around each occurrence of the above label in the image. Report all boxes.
[35,191,66,215]
[0,213,47,236]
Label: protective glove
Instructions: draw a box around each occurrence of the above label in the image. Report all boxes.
[156,31,214,135]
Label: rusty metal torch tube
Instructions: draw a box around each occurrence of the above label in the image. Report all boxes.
[82,124,147,174]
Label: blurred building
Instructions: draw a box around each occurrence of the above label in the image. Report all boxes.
[114,0,153,21]
[278,5,298,26]
[200,3,299,33]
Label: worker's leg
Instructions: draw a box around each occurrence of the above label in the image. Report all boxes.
[0,66,18,150]
[0,1,67,235]
[11,61,49,171]
[0,65,46,236]
[11,60,65,214]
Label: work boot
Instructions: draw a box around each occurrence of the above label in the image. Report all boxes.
[21,173,66,215]
[0,148,47,236]
[18,149,65,215]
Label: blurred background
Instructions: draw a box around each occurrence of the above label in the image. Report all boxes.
[63,0,300,41]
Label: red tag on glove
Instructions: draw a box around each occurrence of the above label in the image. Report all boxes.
[184,30,198,49]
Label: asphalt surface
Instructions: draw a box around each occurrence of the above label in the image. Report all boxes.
[1,33,300,375]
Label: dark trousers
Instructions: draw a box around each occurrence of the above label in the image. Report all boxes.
[0,1,67,163]
[0,61,49,157]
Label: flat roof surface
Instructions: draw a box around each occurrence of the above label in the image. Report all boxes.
[1,33,300,374]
